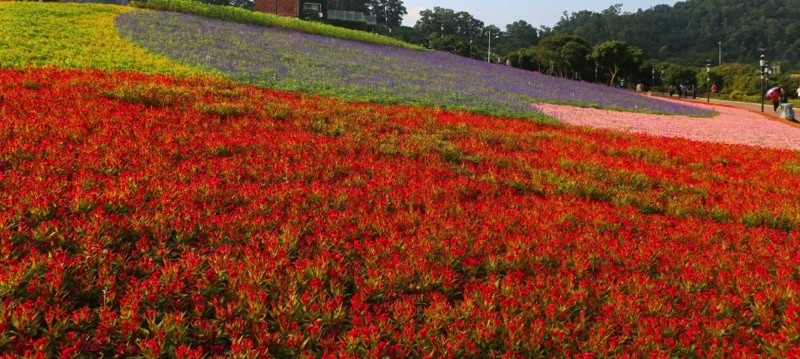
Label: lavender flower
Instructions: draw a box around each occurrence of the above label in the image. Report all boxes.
[116,11,712,118]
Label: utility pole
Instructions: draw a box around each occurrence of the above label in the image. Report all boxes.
[718,41,722,66]
[487,31,491,63]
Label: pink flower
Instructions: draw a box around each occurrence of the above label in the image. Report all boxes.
[534,100,800,150]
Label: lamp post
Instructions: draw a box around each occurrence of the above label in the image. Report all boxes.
[652,67,655,90]
[487,31,491,63]
[760,53,767,113]
[706,61,711,103]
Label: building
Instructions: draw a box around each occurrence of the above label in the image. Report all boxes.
[254,0,375,25]
[254,0,325,20]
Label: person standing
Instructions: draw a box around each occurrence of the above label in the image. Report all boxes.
[769,88,782,112]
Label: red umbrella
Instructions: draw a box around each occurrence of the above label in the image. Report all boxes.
[766,87,780,97]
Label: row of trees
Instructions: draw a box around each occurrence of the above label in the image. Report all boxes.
[554,1,800,70]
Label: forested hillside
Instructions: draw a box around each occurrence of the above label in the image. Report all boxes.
[553,0,800,69]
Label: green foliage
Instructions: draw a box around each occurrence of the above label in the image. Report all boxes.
[493,20,539,56]
[591,40,643,86]
[104,83,196,107]
[413,7,484,57]
[554,0,800,70]
[662,63,698,87]
[783,161,800,174]
[0,2,200,74]
[195,102,249,118]
[195,0,253,10]
[522,34,591,79]
[742,210,796,231]
[131,0,424,50]
[708,63,759,94]
[366,0,407,29]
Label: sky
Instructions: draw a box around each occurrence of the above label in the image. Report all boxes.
[401,1,682,29]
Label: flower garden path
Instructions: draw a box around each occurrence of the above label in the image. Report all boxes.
[534,98,800,151]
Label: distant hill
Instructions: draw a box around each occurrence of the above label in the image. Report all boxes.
[553,0,800,70]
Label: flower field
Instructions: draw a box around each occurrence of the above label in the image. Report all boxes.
[0,3,201,76]
[536,101,800,151]
[115,11,712,119]
[2,68,799,357]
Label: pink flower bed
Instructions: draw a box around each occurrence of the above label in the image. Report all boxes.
[534,100,800,151]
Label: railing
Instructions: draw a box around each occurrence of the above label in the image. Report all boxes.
[327,10,376,25]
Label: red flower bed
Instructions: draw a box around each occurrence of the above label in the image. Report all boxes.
[1,68,799,357]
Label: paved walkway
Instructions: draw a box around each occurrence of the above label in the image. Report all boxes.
[653,93,800,128]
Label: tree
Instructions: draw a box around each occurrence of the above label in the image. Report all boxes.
[537,34,591,79]
[591,40,643,86]
[707,63,760,96]
[414,7,484,57]
[367,0,407,29]
[552,0,800,70]
[661,63,696,89]
[494,20,539,56]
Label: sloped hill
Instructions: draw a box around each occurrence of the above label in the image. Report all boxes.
[0,2,709,120]
[2,3,800,358]
[116,10,711,119]
[0,2,201,75]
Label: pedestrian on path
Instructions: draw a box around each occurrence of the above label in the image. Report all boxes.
[767,87,782,112]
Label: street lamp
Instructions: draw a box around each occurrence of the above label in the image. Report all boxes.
[760,53,767,112]
[487,31,491,63]
[652,67,655,90]
[706,61,711,103]
[595,66,598,83]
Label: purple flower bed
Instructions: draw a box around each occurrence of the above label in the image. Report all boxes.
[116,11,712,119]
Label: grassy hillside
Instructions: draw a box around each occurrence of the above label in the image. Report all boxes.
[116,11,712,119]
[131,0,424,50]
[0,2,711,120]
[0,2,201,75]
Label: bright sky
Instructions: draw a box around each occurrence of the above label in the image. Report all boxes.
[401,1,681,29]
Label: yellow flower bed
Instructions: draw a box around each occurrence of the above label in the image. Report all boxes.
[0,2,205,76]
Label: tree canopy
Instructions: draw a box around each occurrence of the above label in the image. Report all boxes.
[554,0,800,70]
[591,40,643,86]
